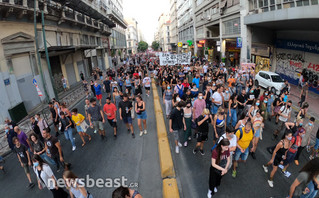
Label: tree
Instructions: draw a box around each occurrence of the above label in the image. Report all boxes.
[137,41,148,52]
[151,41,160,51]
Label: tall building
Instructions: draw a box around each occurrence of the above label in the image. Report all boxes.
[157,13,171,52]
[108,0,127,60]
[125,17,138,55]
[177,0,195,53]
[244,0,319,94]
[169,0,178,52]
[0,0,120,123]
[194,0,241,65]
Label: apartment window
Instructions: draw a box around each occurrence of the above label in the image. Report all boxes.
[57,32,62,46]
[311,0,318,4]
[70,33,73,45]
[30,54,39,75]
[129,42,131,47]
[302,0,310,5]
[270,0,275,4]
[224,18,241,35]
[207,31,210,37]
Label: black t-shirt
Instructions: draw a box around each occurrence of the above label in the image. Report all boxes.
[204,90,212,104]
[316,128,319,139]
[196,115,211,134]
[31,140,45,153]
[254,89,261,99]
[237,94,247,109]
[45,136,59,156]
[103,80,111,92]
[182,93,192,104]
[247,92,255,105]
[31,120,41,135]
[14,144,28,164]
[119,100,133,117]
[170,108,184,130]
[87,105,103,121]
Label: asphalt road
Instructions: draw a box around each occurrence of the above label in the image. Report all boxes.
[0,88,162,198]
[156,87,313,198]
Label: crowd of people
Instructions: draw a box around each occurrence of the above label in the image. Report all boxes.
[1,56,319,198]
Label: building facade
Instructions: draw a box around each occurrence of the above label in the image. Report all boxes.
[169,0,178,52]
[157,13,171,52]
[177,0,195,53]
[0,0,119,124]
[194,0,242,65]
[125,17,138,55]
[244,0,319,94]
[108,0,127,61]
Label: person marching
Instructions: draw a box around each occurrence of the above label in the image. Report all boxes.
[135,95,147,137]
[71,108,91,147]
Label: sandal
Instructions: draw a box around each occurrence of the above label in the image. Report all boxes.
[88,136,92,141]
[82,142,86,147]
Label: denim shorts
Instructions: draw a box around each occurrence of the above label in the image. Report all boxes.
[254,128,261,138]
[314,138,319,150]
[76,125,84,132]
[136,111,147,120]
[123,116,132,124]
[234,147,249,161]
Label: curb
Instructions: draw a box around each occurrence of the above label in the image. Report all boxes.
[152,79,180,198]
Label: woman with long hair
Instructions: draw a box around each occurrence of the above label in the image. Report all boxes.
[183,102,193,147]
[90,80,96,97]
[227,94,238,127]
[248,99,260,121]
[208,138,231,197]
[288,158,319,198]
[112,186,142,198]
[112,87,122,109]
[297,102,309,119]
[63,170,92,198]
[214,107,227,141]
[263,130,293,188]
[250,110,264,159]
[32,154,68,198]
[29,133,56,165]
[135,95,147,137]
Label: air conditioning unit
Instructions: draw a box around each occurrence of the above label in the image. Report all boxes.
[207,16,211,20]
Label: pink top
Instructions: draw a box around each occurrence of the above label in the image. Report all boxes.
[193,99,206,119]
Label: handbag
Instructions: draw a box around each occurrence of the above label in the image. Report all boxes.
[79,121,89,132]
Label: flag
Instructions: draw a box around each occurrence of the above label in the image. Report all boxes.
[33,79,43,97]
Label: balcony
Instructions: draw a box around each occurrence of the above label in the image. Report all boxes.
[107,8,127,29]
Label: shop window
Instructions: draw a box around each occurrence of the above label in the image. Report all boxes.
[296,0,303,6]
[277,4,282,9]
[270,0,275,5]
[311,0,318,4]
[303,0,310,5]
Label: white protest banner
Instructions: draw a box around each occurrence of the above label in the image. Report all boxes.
[159,52,191,65]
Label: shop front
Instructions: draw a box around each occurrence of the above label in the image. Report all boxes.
[225,40,240,67]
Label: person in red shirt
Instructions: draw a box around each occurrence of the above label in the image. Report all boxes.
[103,97,118,139]
[182,79,190,91]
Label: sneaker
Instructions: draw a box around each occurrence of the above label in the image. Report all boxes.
[140,131,144,137]
[309,155,314,160]
[262,165,268,173]
[144,130,147,135]
[232,170,237,178]
[251,152,256,159]
[200,149,205,156]
[267,180,274,188]
[306,146,310,153]
[28,183,35,189]
[184,141,188,147]
[193,148,197,154]
[294,160,299,166]
[94,130,97,134]
[178,142,182,147]
[132,133,135,138]
[207,190,212,198]
[72,146,76,151]
[175,146,179,154]
[188,137,191,141]
[214,187,218,193]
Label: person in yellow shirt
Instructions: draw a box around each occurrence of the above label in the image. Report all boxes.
[71,108,91,147]
[232,121,254,178]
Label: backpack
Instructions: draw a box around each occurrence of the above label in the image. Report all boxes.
[236,127,255,141]
[177,85,184,98]
[211,136,225,152]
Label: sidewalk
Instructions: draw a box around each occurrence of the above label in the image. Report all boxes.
[289,84,319,123]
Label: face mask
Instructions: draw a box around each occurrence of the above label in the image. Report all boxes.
[220,112,225,115]
[256,102,260,106]
[187,106,191,108]
[226,91,229,93]
[264,100,268,104]
[95,83,97,86]
[35,118,38,121]
[265,93,268,96]
[251,90,254,93]
[309,123,313,126]
[299,123,303,126]
[229,134,235,139]
[199,96,203,99]
[271,95,274,98]
[34,162,39,167]
[301,134,305,138]
[287,137,292,141]
[213,84,216,86]
[176,97,181,102]
[5,129,9,133]
[167,87,171,90]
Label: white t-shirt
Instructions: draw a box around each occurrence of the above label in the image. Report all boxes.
[33,164,56,190]
[279,105,292,122]
[212,92,223,105]
[143,77,151,87]
[218,134,237,155]
[203,65,208,73]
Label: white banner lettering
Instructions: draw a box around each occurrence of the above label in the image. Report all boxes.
[159,52,191,65]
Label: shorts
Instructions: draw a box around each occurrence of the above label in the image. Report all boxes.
[107,119,117,128]
[136,111,147,120]
[173,129,183,141]
[234,147,249,161]
[105,89,110,93]
[283,151,297,166]
[273,154,284,166]
[197,132,208,142]
[96,94,102,100]
[93,121,104,130]
[63,84,67,89]
[52,119,59,126]
[314,138,319,150]
[76,125,84,132]
[123,116,132,124]
[145,87,150,90]
[23,163,30,174]
[254,128,261,138]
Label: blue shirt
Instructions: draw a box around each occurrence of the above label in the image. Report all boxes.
[94,84,102,95]
[192,78,200,88]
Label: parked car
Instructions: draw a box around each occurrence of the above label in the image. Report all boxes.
[255,71,285,95]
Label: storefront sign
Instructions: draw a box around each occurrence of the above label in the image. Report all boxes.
[199,40,206,44]
[276,39,319,54]
[197,44,203,47]
[159,52,191,65]
[236,37,242,48]
[4,78,10,86]
[178,42,183,47]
